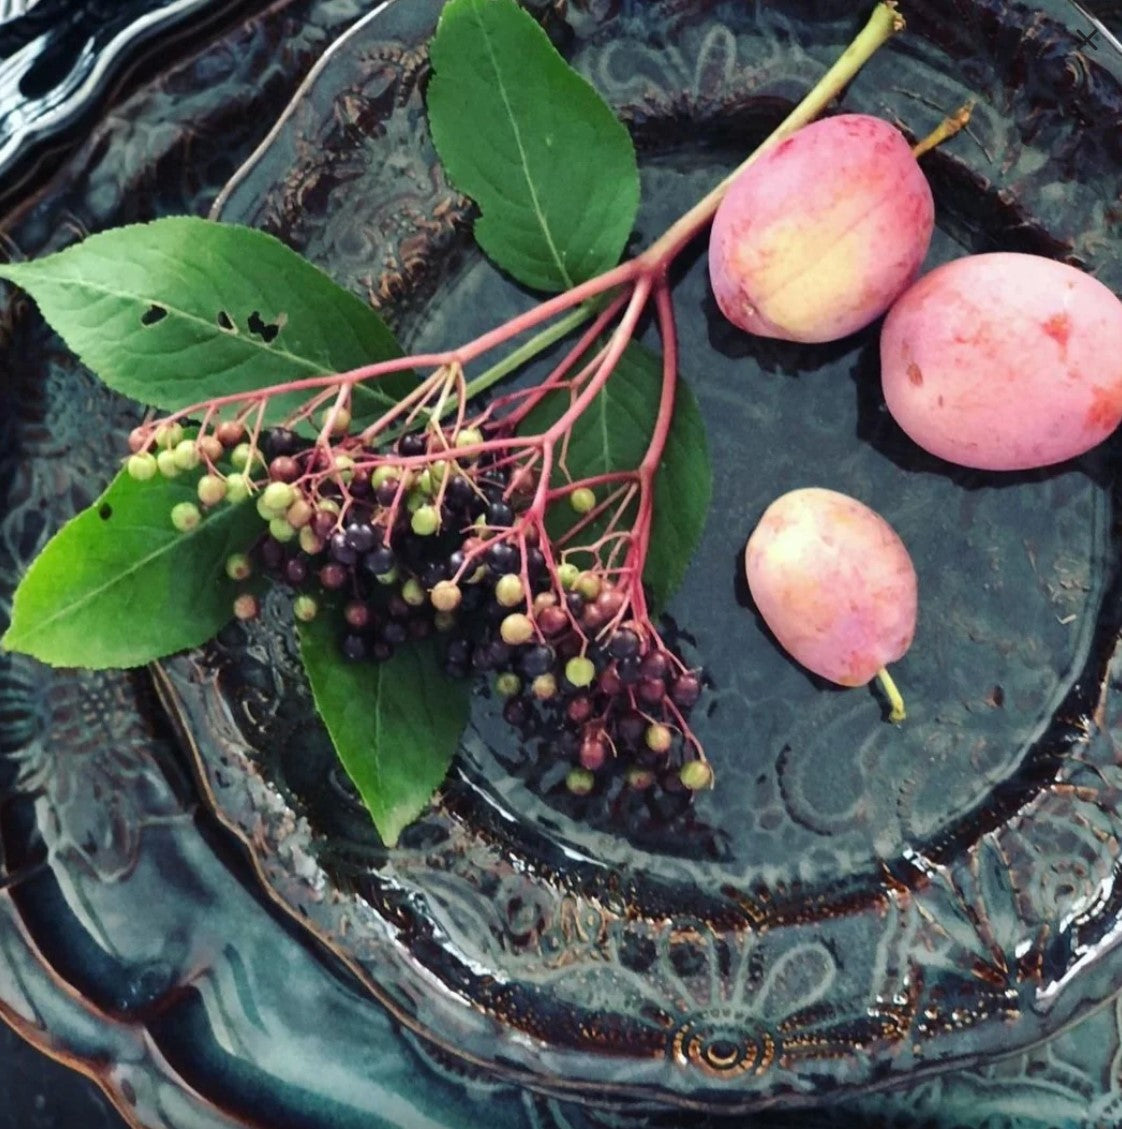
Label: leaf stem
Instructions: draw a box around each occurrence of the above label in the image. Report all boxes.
[460,300,600,403]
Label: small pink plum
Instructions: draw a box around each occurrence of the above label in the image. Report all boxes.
[709,114,934,344]
[744,487,916,719]
[881,252,1122,471]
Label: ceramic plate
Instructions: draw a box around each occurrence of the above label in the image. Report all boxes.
[156,0,1122,1112]
[5,1,1122,1125]
[0,0,239,198]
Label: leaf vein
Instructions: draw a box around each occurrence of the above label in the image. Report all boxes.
[471,3,574,291]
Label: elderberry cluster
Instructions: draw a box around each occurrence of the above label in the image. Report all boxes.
[128,412,710,797]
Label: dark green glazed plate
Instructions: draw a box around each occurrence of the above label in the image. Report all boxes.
[4,1,1122,1126]
[166,0,1122,1111]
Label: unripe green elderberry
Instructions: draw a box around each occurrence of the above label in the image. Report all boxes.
[319,405,351,435]
[645,723,673,755]
[225,553,252,581]
[225,474,252,504]
[494,573,524,608]
[293,595,319,622]
[401,577,426,607]
[566,767,596,796]
[155,422,184,450]
[575,571,601,600]
[565,656,596,688]
[230,442,257,471]
[411,504,440,536]
[170,501,201,532]
[558,562,580,590]
[569,486,596,514]
[286,498,314,529]
[495,672,521,698]
[269,516,297,543]
[431,580,462,612]
[258,481,295,519]
[197,474,227,507]
[298,526,324,555]
[333,454,355,484]
[680,760,714,791]
[172,439,200,471]
[156,449,181,478]
[434,610,456,632]
[454,426,483,450]
[500,613,534,646]
[127,452,158,481]
[532,673,557,701]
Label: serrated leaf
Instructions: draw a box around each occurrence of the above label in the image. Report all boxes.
[2,469,262,669]
[519,341,710,611]
[0,216,409,425]
[299,626,470,846]
[427,0,639,293]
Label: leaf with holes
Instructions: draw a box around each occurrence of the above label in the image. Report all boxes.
[1,467,262,669]
[299,623,471,847]
[518,341,711,612]
[0,216,409,426]
[427,0,639,293]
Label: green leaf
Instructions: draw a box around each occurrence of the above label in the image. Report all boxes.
[427,0,639,293]
[519,341,711,611]
[299,626,470,847]
[2,469,262,669]
[0,217,409,426]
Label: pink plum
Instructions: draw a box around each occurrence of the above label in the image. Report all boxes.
[881,252,1122,471]
[709,114,934,344]
[745,488,916,718]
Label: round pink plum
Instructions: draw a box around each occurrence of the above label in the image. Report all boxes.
[709,114,934,344]
[881,253,1122,471]
[745,488,917,688]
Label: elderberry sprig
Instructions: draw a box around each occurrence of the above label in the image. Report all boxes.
[125,363,713,794]
[1,0,902,841]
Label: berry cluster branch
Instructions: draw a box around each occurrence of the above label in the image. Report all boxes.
[123,3,903,796]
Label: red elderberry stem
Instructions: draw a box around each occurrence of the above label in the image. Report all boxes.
[494,287,632,430]
[546,470,637,504]
[540,278,652,451]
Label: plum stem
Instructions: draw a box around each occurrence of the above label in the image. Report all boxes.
[876,666,907,723]
[911,101,975,159]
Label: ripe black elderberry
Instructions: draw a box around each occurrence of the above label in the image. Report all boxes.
[398,433,427,457]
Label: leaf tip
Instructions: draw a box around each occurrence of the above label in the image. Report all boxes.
[377,822,402,850]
